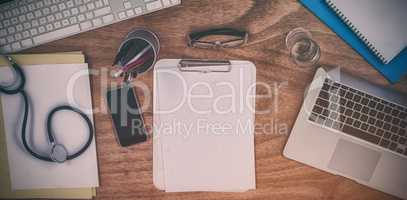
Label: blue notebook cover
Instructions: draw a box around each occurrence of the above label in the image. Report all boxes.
[299,0,407,83]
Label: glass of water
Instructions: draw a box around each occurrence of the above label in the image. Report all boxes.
[285,28,321,67]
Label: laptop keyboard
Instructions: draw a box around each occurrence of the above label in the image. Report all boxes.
[309,79,407,157]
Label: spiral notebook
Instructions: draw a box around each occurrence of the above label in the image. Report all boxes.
[325,0,407,64]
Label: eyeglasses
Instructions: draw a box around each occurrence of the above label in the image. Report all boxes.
[187,28,249,49]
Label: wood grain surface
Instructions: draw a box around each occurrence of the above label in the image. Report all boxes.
[23,0,407,199]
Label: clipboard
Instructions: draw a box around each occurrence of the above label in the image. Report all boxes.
[153,59,257,192]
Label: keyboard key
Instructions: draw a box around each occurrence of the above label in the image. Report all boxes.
[376,129,384,137]
[54,21,62,29]
[384,106,392,114]
[43,8,51,15]
[376,103,384,111]
[392,118,400,126]
[361,98,369,105]
[92,18,102,26]
[21,38,33,47]
[67,0,74,8]
[342,124,380,144]
[352,112,361,120]
[384,115,392,123]
[79,5,87,12]
[87,2,95,10]
[86,12,94,19]
[391,135,399,142]
[58,3,66,10]
[51,5,59,12]
[361,123,368,131]
[377,112,385,120]
[94,7,111,17]
[55,13,63,20]
[389,142,397,151]
[69,16,78,24]
[0,38,6,45]
[126,9,135,16]
[0,30,6,37]
[345,118,354,125]
[396,148,404,154]
[19,15,27,22]
[353,120,361,128]
[118,12,126,19]
[379,139,390,148]
[319,91,329,100]
[344,109,352,117]
[368,117,376,125]
[309,113,318,122]
[162,0,171,6]
[23,31,30,38]
[102,14,114,23]
[124,1,132,9]
[400,121,407,128]
[7,27,16,34]
[345,92,353,100]
[383,123,391,131]
[316,98,329,108]
[95,0,103,8]
[146,0,163,11]
[71,7,79,15]
[399,137,406,145]
[34,10,42,18]
[322,109,330,117]
[80,21,92,30]
[322,83,330,91]
[14,33,22,40]
[38,26,46,33]
[330,112,338,120]
[316,116,326,125]
[6,35,15,43]
[63,10,71,18]
[46,24,54,31]
[325,118,334,127]
[33,24,80,44]
[384,132,391,139]
[332,121,342,130]
[11,42,21,50]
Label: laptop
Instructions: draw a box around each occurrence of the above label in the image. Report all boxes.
[284,67,407,199]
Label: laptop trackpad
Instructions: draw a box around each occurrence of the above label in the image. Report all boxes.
[328,139,381,182]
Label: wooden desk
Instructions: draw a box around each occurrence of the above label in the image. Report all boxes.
[25,0,407,199]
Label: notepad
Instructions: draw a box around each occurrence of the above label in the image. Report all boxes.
[0,53,96,199]
[0,62,99,190]
[325,0,407,64]
[153,59,256,192]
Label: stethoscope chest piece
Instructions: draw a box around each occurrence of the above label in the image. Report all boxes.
[50,143,68,163]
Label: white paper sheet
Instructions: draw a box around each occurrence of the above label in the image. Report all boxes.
[0,64,99,190]
[153,59,256,192]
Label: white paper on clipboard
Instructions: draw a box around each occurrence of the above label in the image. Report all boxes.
[153,59,256,192]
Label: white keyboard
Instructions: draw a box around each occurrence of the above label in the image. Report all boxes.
[0,0,180,53]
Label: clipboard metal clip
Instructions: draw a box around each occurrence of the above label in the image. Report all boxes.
[178,59,232,73]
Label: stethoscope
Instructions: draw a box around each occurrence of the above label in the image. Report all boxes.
[0,55,94,163]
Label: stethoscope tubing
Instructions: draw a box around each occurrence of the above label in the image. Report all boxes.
[0,55,93,163]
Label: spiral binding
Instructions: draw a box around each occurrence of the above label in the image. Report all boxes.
[326,0,389,64]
